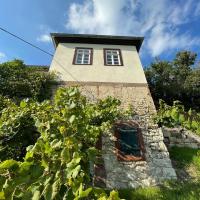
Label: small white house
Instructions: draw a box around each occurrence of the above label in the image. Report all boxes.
[49,33,176,189]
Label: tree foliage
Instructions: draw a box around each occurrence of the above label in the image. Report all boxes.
[0,95,15,115]
[0,59,56,102]
[0,59,56,162]
[0,87,125,199]
[145,51,200,111]
[155,100,200,135]
[0,98,39,161]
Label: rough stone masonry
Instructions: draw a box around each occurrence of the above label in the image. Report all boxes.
[61,82,177,189]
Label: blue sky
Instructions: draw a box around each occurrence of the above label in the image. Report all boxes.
[0,0,200,67]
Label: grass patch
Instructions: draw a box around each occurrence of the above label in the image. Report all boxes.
[169,146,200,178]
[169,147,200,168]
[118,187,162,200]
[118,181,200,200]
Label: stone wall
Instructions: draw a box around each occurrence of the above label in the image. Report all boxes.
[102,124,177,189]
[163,127,200,149]
[60,82,177,189]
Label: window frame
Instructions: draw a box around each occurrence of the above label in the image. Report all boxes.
[114,121,145,162]
[103,48,123,66]
[73,47,93,65]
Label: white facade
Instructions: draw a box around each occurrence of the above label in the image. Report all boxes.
[50,43,147,84]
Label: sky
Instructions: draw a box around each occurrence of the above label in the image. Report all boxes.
[0,0,200,67]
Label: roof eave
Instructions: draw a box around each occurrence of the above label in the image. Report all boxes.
[50,33,144,52]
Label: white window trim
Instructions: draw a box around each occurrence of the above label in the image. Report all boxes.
[104,49,123,66]
[74,48,93,65]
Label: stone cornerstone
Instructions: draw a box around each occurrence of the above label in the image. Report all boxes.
[60,82,177,189]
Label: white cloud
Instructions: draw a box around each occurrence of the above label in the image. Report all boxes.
[36,25,56,43]
[66,0,200,57]
[0,52,6,58]
[37,34,51,43]
[66,0,137,35]
[147,24,200,56]
[0,52,6,63]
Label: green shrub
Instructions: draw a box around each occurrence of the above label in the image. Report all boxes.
[0,99,39,161]
[0,95,15,115]
[155,100,200,135]
[0,87,124,199]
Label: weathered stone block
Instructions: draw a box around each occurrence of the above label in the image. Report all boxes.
[162,127,200,149]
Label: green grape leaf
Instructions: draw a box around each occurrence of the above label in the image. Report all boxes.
[30,165,44,179]
[69,115,76,123]
[51,179,60,199]
[108,190,120,200]
[0,192,5,200]
[32,190,40,200]
[79,187,92,198]
[72,165,81,179]
[179,114,185,124]
[69,101,76,109]
[191,120,199,130]
[0,160,19,170]
[67,157,81,169]
[51,139,62,149]
[61,147,70,163]
[170,108,179,121]
[20,100,27,108]
[43,183,52,200]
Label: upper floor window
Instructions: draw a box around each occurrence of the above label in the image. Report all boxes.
[73,48,93,65]
[104,49,123,66]
[114,121,145,161]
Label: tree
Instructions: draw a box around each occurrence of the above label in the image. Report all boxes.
[145,51,200,111]
[173,51,196,99]
[145,60,175,106]
[184,67,200,110]
[0,59,56,102]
